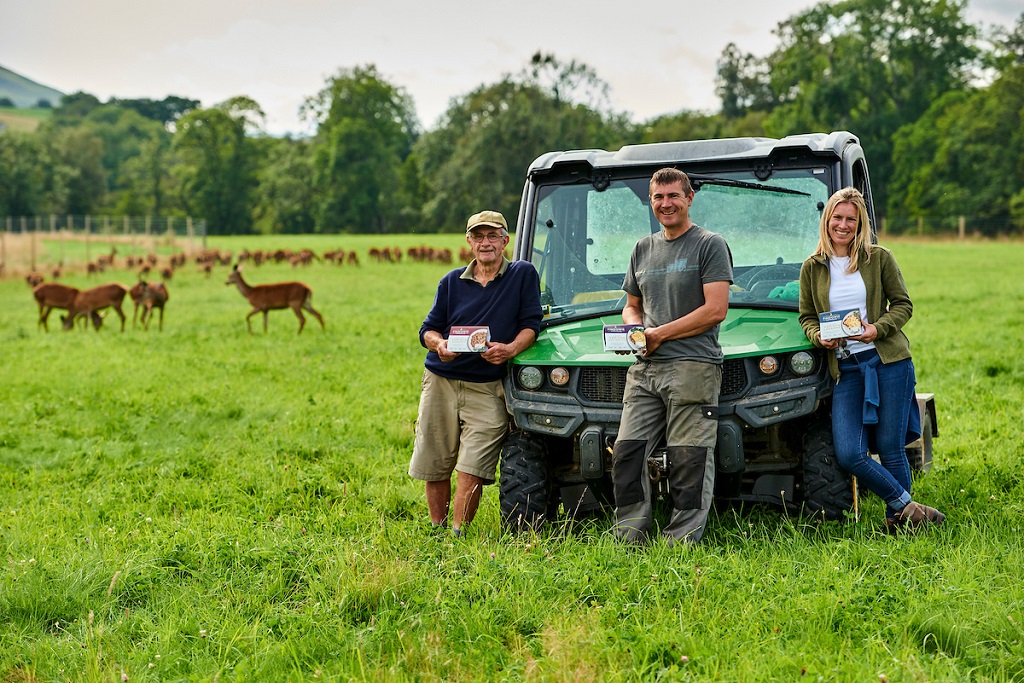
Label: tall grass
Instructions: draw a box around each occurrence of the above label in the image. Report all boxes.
[1,239,1021,681]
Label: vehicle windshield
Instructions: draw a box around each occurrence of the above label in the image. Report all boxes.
[528,168,831,323]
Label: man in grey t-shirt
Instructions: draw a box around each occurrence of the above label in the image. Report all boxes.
[612,167,733,545]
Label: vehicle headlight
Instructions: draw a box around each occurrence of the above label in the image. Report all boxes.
[758,356,779,375]
[549,367,570,387]
[518,366,544,390]
[790,351,815,376]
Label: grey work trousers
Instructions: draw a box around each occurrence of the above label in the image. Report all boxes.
[611,358,721,545]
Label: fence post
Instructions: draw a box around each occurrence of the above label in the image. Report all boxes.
[64,215,72,266]
[31,216,39,272]
[85,216,91,264]
[0,228,5,277]
[917,216,924,237]
[958,216,966,239]
[103,215,111,260]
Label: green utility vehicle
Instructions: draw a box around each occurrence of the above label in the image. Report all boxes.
[499,131,937,531]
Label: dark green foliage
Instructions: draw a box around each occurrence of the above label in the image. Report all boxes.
[173,97,263,234]
[416,75,631,232]
[889,65,1024,233]
[107,95,200,124]
[761,0,982,212]
[303,64,419,233]
[0,132,46,215]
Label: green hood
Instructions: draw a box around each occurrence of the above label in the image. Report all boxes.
[512,309,812,366]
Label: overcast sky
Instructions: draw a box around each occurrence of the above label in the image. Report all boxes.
[2,0,1019,136]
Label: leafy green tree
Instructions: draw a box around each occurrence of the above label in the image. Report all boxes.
[641,109,768,144]
[715,43,776,118]
[302,65,419,233]
[522,52,611,111]
[108,95,200,125]
[762,0,981,211]
[173,97,264,234]
[117,136,175,216]
[51,91,102,125]
[78,105,169,198]
[416,58,632,232]
[254,137,317,234]
[889,64,1024,234]
[0,133,46,215]
[42,127,107,215]
[990,12,1024,69]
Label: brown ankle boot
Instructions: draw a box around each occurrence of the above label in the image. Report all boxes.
[895,501,945,526]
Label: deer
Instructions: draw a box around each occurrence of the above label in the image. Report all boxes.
[32,282,80,331]
[129,279,165,329]
[139,280,169,331]
[225,264,325,334]
[61,283,128,332]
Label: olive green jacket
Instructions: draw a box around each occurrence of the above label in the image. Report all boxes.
[798,245,913,380]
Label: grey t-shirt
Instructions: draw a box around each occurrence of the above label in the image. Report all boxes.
[622,225,733,363]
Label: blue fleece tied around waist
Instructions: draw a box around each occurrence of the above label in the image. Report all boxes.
[856,352,882,424]
[845,351,922,447]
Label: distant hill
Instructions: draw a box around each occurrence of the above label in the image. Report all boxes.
[0,65,65,109]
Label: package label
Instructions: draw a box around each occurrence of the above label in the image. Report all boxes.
[448,326,490,353]
[603,324,646,352]
[818,308,863,340]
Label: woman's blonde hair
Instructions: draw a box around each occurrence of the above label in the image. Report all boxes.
[812,187,873,272]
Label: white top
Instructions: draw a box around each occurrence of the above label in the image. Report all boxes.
[828,256,875,356]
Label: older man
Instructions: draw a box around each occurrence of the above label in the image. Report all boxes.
[409,210,543,537]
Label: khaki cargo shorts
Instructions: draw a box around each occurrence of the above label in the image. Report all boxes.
[408,369,509,484]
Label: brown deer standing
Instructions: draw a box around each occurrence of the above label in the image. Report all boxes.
[32,282,80,331]
[225,265,324,334]
[139,281,169,331]
[129,279,168,330]
[61,283,128,332]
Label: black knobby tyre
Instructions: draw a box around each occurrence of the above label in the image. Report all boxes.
[801,420,854,521]
[499,432,549,533]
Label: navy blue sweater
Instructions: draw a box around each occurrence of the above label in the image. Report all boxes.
[419,259,543,382]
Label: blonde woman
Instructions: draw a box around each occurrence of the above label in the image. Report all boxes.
[799,188,944,531]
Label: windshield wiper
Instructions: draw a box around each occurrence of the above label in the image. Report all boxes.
[688,174,811,197]
[542,301,622,327]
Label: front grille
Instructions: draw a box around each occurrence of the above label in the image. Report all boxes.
[578,359,748,404]
[721,360,748,397]
[579,367,629,404]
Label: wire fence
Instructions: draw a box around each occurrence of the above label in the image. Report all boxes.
[879,215,1021,238]
[1,212,1020,279]
[1,215,207,278]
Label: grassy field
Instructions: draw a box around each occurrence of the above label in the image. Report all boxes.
[1,239,1022,681]
[0,106,50,133]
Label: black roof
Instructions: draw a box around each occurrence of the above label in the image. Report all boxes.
[528,131,860,175]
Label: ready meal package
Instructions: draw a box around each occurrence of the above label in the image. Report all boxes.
[447,326,491,353]
[818,308,864,340]
[603,324,647,353]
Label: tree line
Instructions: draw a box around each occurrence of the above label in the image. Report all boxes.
[1,0,1021,237]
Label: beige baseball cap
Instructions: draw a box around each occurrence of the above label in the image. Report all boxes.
[466,210,508,234]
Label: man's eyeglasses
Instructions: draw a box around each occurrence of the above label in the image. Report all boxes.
[837,340,851,359]
[469,232,505,243]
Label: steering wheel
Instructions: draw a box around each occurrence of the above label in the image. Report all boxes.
[735,264,800,290]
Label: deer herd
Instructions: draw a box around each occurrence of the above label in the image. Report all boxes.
[23,242,471,335]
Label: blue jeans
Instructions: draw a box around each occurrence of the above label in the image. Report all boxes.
[832,349,914,518]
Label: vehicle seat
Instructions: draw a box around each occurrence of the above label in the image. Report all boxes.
[571,290,624,304]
